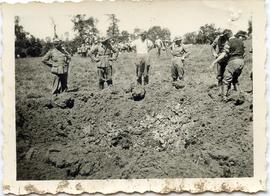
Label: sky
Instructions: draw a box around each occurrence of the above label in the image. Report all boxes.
[17,0,252,40]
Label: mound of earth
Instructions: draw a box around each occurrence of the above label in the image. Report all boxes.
[15,41,253,180]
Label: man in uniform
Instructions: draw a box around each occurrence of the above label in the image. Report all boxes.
[211,29,233,86]
[90,37,119,90]
[42,38,71,95]
[211,31,245,101]
[155,36,164,57]
[131,31,154,85]
[170,36,189,81]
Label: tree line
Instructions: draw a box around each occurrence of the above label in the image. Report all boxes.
[15,14,252,58]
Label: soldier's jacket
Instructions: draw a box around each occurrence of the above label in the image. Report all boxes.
[170,43,187,58]
[90,43,118,68]
[223,36,245,60]
[211,35,228,54]
[42,48,71,74]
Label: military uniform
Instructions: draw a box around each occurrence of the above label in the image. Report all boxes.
[170,37,188,81]
[211,35,229,85]
[222,36,245,90]
[90,41,118,89]
[131,34,153,85]
[42,47,71,95]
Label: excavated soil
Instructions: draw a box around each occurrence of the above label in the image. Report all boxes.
[16,42,253,180]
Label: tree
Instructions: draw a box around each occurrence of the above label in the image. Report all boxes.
[106,14,120,37]
[183,31,197,44]
[147,26,171,42]
[195,24,221,44]
[119,30,129,42]
[15,16,42,57]
[71,14,99,45]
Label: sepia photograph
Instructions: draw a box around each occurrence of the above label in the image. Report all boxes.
[1,0,267,194]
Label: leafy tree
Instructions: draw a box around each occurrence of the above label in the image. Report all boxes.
[195,24,221,44]
[183,31,197,44]
[106,14,120,37]
[15,16,42,57]
[118,30,129,42]
[147,26,171,42]
[71,14,99,45]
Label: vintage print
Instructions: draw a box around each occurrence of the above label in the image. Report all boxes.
[2,0,266,194]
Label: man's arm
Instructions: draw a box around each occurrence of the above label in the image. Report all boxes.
[181,45,190,60]
[211,37,219,58]
[42,50,52,67]
[90,45,100,62]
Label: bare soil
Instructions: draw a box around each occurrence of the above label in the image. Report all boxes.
[16,41,253,180]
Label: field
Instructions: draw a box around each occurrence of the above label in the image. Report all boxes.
[16,40,253,180]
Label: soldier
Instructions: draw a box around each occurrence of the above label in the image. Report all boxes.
[170,36,189,81]
[90,37,119,90]
[211,30,245,101]
[211,29,232,86]
[155,36,164,56]
[42,38,71,95]
[130,31,154,85]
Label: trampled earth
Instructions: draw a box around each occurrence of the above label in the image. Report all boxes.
[16,41,253,180]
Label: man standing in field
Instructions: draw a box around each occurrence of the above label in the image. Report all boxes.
[211,29,232,87]
[211,30,245,101]
[155,36,164,57]
[90,37,119,90]
[170,36,189,82]
[42,38,71,96]
[131,31,154,85]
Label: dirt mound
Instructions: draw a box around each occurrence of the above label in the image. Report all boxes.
[16,42,253,180]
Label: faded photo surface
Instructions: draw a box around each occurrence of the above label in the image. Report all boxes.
[2,0,266,194]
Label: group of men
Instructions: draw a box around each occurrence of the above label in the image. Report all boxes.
[210,29,247,101]
[42,28,248,102]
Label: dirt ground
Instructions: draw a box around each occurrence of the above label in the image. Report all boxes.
[16,40,253,180]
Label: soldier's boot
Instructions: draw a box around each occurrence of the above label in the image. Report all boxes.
[107,80,113,87]
[99,80,105,90]
[222,83,230,102]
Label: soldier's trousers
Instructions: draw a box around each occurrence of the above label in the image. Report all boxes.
[216,60,227,85]
[97,66,113,89]
[223,58,244,89]
[135,55,150,85]
[171,57,184,81]
[52,73,68,95]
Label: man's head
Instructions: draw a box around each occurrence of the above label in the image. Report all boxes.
[235,30,247,40]
[53,38,63,49]
[222,29,233,39]
[173,36,182,45]
[139,31,147,41]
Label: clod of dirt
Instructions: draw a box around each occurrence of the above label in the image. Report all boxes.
[25,147,35,161]
[131,85,146,101]
[111,132,132,149]
[79,162,95,176]
[172,81,185,89]
[52,93,75,109]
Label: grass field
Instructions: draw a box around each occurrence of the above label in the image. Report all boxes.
[16,40,253,180]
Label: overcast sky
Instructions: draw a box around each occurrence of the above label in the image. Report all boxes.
[18,0,252,40]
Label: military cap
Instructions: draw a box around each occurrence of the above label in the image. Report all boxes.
[222,29,233,36]
[173,36,182,42]
[235,30,247,38]
[53,38,62,43]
